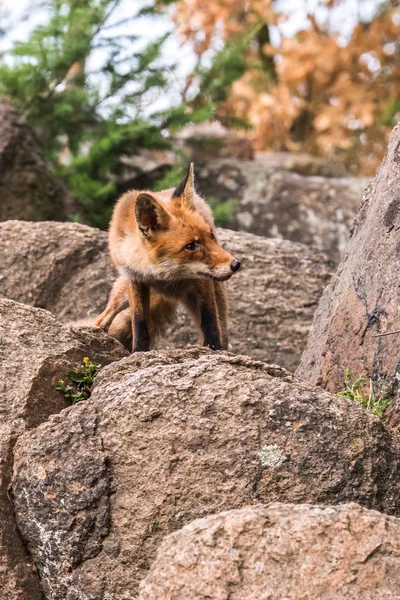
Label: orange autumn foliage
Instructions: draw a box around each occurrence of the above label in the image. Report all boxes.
[175,0,275,55]
[174,2,400,175]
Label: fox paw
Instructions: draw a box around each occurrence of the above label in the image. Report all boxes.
[205,342,224,351]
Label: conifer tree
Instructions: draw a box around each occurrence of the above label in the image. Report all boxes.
[0,0,177,226]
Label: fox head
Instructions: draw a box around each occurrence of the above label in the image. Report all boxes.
[133,163,241,282]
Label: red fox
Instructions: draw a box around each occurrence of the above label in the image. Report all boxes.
[95,163,241,352]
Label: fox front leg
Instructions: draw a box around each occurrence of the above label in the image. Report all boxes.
[128,282,151,352]
[213,281,229,350]
[200,303,224,351]
[185,281,224,351]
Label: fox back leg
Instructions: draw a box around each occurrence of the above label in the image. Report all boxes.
[148,294,179,342]
[108,307,132,350]
[95,276,129,330]
[108,292,178,351]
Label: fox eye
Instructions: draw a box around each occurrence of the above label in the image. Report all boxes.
[184,241,198,251]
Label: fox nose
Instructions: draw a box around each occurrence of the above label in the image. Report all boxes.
[230,259,241,273]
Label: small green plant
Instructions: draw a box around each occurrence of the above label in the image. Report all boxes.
[337,367,392,420]
[56,357,101,405]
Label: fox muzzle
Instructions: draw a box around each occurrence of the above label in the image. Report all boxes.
[230,259,241,273]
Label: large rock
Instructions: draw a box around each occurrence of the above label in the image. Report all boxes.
[255,151,349,177]
[117,148,176,194]
[0,220,116,321]
[116,125,254,194]
[111,124,254,196]
[139,502,400,600]
[177,122,254,161]
[116,147,349,202]
[297,123,400,427]
[0,100,68,221]
[11,349,400,599]
[0,298,127,600]
[0,220,333,371]
[195,159,368,261]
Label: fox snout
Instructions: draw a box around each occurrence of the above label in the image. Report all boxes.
[230,259,241,273]
[207,251,241,281]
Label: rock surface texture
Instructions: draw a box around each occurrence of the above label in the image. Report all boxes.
[0,220,333,371]
[138,502,400,600]
[0,100,68,222]
[297,123,400,428]
[11,349,400,599]
[0,298,127,600]
[195,159,368,261]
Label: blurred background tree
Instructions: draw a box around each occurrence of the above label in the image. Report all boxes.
[0,0,398,226]
[0,0,182,227]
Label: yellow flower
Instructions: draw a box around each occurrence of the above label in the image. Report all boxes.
[83,357,90,365]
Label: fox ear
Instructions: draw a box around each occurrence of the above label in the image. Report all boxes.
[135,193,170,238]
[172,162,196,210]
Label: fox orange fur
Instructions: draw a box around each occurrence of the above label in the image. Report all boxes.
[95,163,241,352]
